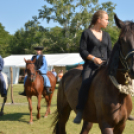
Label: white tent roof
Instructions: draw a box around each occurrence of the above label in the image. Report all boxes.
[4,53,83,67]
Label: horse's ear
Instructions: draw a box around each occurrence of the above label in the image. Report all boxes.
[32,57,36,63]
[114,14,125,29]
[24,58,27,63]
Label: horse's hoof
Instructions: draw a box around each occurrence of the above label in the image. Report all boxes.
[28,121,33,124]
[44,115,48,118]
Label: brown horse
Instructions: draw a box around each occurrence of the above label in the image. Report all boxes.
[52,14,134,134]
[24,58,56,123]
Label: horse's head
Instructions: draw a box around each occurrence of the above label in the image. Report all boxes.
[24,58,36,82]
[114,14,134,78]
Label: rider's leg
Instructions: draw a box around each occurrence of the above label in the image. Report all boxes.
[19,76,27,96]
[42,75,52,95]
[0,72,7,97]
[74,68,96,124]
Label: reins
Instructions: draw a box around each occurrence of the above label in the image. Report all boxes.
[119,46,134,72]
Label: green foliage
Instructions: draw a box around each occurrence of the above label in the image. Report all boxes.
[1,0,121,56]
[37,0,116,52]
[104,25,120,47]
[0,23,13,57]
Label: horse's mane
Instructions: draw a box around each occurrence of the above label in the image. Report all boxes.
[120,21,134,37]
[26,59,33,64]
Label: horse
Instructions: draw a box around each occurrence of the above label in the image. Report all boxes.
[0,72,10,116]
[24,58,56,124]
[52,14,134,134]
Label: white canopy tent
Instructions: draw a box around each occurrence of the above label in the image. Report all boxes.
[3,53,83,84]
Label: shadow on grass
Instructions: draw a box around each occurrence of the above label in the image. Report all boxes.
[0,113,37,123]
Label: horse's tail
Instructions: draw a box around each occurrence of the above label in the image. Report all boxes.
[52,77,65,134]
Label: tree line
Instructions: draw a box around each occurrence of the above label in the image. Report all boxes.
[0,0,120,58]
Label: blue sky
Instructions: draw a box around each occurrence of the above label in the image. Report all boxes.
[0,0,134,35]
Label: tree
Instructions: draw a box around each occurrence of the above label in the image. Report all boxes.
[38,0,116,52]
[0,23,12,57]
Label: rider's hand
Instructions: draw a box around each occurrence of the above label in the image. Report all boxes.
[93,57,103,65]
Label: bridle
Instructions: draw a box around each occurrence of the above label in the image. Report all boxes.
[118,41,134,72]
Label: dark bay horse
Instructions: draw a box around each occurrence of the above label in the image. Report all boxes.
[24,58,56,123]
[0,72,9,116]
[53,14,134,134]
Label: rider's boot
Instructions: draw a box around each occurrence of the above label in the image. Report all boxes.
[73,110,83,124]
[1,88,7,97]
[19,89,26,96]
[46,87,52,95]
[1,92,7,97]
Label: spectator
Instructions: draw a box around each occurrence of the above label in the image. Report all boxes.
[58,70,63,82]
[52,68,57,77]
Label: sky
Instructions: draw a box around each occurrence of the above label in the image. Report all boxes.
[0,0,134,35]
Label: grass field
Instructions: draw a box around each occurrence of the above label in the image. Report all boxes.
[0,84,134,134]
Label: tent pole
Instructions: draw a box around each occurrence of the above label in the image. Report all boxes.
[10,67,14,103]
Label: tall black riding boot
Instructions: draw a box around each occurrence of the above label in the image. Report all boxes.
[46,87,52,95]
[73,110,83,124]
[19,89,26,96]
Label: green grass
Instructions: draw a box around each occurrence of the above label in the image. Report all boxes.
[0,84,134,134]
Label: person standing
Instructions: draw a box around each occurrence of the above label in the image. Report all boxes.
[19,46,52,96]
[73,10,112,124]
[58,70,63,82]
[0,55,7,97]
[52,68,57,77]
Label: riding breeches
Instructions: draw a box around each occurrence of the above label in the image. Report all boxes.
[24,75,51,88]
[76,68,97,110]
[42,75,51,88]
[0,72,7,96]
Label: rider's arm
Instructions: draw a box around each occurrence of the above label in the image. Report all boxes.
[79,31,90,61]
[39,56,47,74]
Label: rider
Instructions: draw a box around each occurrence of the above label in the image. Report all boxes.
[73,10,112,124]
[0,55,7,97]
[19,46,52,96]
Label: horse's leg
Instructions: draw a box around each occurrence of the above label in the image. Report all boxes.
[44,93,52,118]
[80,121,93,134]
[113,123,125,134]
[99,121,114,134]
[0,96,7,116]
[37,94,42,119]
[27,96,33,123]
